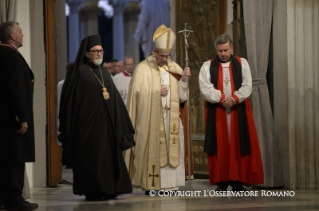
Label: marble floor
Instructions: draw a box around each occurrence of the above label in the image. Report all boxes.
[10,169,319,211]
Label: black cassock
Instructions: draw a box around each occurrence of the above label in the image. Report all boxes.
[0,45,35,163]
[60,61,134,196]
[0,44,35,206]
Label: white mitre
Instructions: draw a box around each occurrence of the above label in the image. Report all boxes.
[153,24,176,53]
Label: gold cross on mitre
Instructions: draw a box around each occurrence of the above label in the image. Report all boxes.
[170,123,178,144]
[148,165,159,187]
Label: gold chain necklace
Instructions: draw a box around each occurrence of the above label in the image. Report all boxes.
[86,64,110,100]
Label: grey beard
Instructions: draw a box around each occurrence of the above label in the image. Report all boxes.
[92,58,103,66]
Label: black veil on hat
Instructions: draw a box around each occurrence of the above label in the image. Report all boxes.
[59,35,102,159]
[74,35,102,72]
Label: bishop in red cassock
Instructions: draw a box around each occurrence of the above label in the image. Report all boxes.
[199,34,264,191]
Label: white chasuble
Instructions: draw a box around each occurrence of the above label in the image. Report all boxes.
[124,55,188,190]
[160,67,185,189]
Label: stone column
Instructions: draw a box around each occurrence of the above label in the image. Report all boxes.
[170,0,176,61]
[112,0,127,60]
[273,0,319,189]
[123,2,140,62]
[79,0,101,40]
[68,0,81,62]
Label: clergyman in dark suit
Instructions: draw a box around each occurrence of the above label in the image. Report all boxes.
[0,21,38,211]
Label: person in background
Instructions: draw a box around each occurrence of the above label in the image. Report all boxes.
[103,61,113,76]
[113,56,135,104]
[135,0,170,58]
[115,61,125,74]
[0,21,38,211]
[57,62,74,167]
[111,59,118,76]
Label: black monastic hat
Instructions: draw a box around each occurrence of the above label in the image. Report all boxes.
[85,35,101,51]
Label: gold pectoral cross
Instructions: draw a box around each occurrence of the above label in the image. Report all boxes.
[102,87,110,100]
[224,77,230,87]
[148,165,159,187]
[170,123,178,144]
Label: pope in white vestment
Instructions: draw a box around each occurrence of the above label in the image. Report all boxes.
[125,25,190,191]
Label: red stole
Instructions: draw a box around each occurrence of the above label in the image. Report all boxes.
[206,59,264,185]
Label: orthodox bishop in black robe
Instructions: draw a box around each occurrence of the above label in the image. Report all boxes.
[59,35,135,199]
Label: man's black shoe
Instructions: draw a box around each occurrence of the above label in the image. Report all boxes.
[145,191,150,195]
[215,186,227,191]
[85,195,104,201]
[24,201,38,209]
[0,200,4,210]
[231,186,247,192]
[85,193,117,201]
[5,201,38,211]
[103,194,117,200]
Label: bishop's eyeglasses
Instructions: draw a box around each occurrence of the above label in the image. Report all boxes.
[88,49,104,54]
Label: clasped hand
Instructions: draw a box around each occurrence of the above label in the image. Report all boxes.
[161,86,169,97]
[222,97,235,109]
[16,121,28,135]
